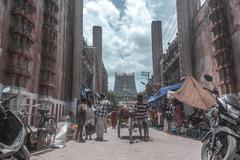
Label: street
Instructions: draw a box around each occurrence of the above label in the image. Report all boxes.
[32,128,202,160]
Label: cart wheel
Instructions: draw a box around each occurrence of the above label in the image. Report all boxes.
[129,117,133,144]
[117,119,121,138]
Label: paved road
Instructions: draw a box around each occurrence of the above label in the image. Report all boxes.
[32,128,202,160]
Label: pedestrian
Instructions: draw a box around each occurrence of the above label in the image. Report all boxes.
[85,100,95,140]
[75,101,86,143]
[135,94,149,140]
[104,117,108,133]
[173,100,184,135]
[109,109,117,129]
[95,94,108,141]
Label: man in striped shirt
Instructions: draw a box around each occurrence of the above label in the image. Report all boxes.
[135,94,149,140]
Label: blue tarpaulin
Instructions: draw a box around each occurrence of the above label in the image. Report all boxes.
[148,83,183,103]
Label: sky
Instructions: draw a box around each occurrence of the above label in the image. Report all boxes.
[83,0,177,92]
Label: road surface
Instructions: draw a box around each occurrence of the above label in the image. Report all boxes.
[32,128,202,160]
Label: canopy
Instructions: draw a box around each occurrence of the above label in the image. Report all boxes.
[168,76,216,110]
[148,82,183,103]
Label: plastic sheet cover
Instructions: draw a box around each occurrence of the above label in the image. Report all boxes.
[51,122,69,148]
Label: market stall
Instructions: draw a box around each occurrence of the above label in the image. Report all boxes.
[167,76,216,110]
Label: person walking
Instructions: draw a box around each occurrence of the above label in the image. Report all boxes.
[95,94,108,141]
[85,100,95,140]
[75,101,86,143]
[135,94,149,140]
[173,100,184,135]
[109,109,117,129]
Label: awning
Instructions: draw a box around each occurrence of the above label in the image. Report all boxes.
[167,76,216,110]
[148,82,183,103]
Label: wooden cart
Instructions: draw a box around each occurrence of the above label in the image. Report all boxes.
[117,107,138,144]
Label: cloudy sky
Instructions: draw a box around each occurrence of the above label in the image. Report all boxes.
[83,0,177,92]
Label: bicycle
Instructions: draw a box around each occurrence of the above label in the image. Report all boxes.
[21,104,57,150]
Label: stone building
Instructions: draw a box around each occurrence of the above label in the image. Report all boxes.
[82,39,108,95]
[114,73,137,105]
[177,0,240,96]
[0,0,84,123]
[160,37,181,86]
[0,0,108,124]
[155,0,240,97]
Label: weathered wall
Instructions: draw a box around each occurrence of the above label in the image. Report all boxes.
[228,0,240,93]
[193,0,240,94]
[193,2,217,85]
[0,0,81,100]
[29,0,43,93]
[0,0,11,84]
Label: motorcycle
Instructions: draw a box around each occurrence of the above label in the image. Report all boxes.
[0,87,30,160]
[201,74,240,160]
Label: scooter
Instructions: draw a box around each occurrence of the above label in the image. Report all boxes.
[0,87,30,160]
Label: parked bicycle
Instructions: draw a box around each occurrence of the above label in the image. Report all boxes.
[21,104,57,150]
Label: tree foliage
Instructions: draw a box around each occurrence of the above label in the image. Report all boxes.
[106,91,119,109]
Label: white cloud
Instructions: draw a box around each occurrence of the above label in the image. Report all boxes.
[83,0,176,92]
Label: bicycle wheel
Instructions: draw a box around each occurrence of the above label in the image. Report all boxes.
[43,117,57,146]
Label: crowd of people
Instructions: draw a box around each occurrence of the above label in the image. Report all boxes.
[74,94,150,142]
[149,98,209,138]
[72,91,210,144]
[75,94,108,142]
[149,98,185,135]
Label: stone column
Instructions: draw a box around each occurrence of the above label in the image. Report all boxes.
[93,26,102,93]
[72,0,83,100]
[176,0,200,77]
[151,21,163,84]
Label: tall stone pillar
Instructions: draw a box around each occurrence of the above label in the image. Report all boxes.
[151,21,163,84]
[93,26,102,93]
[90,47,97,92]
[72,0,83,100]
[176,0,200,77]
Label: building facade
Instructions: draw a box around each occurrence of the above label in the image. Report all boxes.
[160,37,181,86]
[0,0,108,124]
[82,39,108,95]
[177,0,240,96]
[156,0,240,97]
